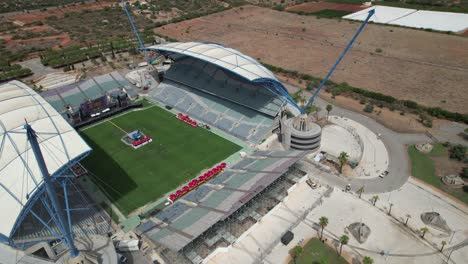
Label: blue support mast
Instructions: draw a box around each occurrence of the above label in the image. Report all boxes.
[120,0,151,64]
[24,123,79,258]
[303,9,375,112]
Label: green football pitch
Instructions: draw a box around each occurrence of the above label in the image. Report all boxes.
[80,105,241,215]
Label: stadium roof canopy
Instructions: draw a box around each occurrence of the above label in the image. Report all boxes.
[0,81,91,241]
[146,42,302,111]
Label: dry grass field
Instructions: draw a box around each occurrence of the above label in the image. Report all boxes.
[286,1,366,12]
[156,5,468,113]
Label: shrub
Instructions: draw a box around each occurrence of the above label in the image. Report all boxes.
[359,98,366,104]
[449,144,466,161]
[375,48,383,53]
[402,100,418,109]
[461,167,468,179]
[419,113,433,128]
[364,103,374,113]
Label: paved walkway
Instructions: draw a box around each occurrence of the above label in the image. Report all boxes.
[205,179,468,264]
[284,84,430,194]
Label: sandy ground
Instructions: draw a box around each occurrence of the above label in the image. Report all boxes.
[155,5,468,114]
[205,178,468,264]
[286,1,367,12]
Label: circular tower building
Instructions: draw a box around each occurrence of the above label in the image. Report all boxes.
[281,114,321,151]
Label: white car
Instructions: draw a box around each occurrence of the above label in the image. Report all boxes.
[379,170,389,178]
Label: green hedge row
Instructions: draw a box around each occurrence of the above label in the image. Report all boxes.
[40,35,152,68]
[0,67,32,82]
[287,9,352,18]
[263,62,468,124]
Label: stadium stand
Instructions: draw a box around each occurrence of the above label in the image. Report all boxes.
[11,184,111,245]
[0,81,111,252]
[152,81,275,143]
[147,42,299,144]
[164,57,283,117]
[136,150,307,252]
[41,71,138,116]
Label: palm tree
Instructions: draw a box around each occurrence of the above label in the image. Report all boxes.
[291,245,304,264]
[371,195,379,206]
[357,186,364,198]
[362,256,374,264]
[405,214,411,226]
[339,234,349,255]
[338,151,349,173]
[326,104,333,120]
[319,216,328,239]
[440,241,447,252]
[388,203,394,215]
[420,227,429,238]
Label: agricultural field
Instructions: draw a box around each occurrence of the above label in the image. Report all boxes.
[138,0,247,26]
[155,5,468,114]
[286,1,366,13]
[81,105,241,215]
[46,7,154,43]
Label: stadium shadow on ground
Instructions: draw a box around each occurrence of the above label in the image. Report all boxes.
[80,133,138,211]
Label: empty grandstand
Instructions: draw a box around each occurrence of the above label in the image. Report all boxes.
[40,71,140,128]
[136,150,307,254]
[0,81,112,261]
[146,42,302,143]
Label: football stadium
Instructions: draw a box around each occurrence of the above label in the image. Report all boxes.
[0,42,318,263]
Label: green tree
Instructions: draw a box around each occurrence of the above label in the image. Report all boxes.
[291,245,304,264]
[450,144,466,161]
[420,227,429,238]
[319,216,328,239]
[339,234,349,255]
[362,256,374,264]
[371,195,379,206]
[356,186,365,199]
[326,104,333,120]
[440,241,446,252]
[461,167,468,179]
[363,103,374,113]
[338,151,349,173]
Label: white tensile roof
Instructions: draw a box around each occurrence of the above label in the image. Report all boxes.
[344,6,468,32]
[147,42,279,82]
[0,81,91,238]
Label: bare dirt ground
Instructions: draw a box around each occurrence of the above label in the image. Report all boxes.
[286,1,367,12]
[245,0,298,5]
[155,5,468,114]
[1,31,72,51]
[280,75,457,134]
[432,156,464,177]
[8,2,114,24]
